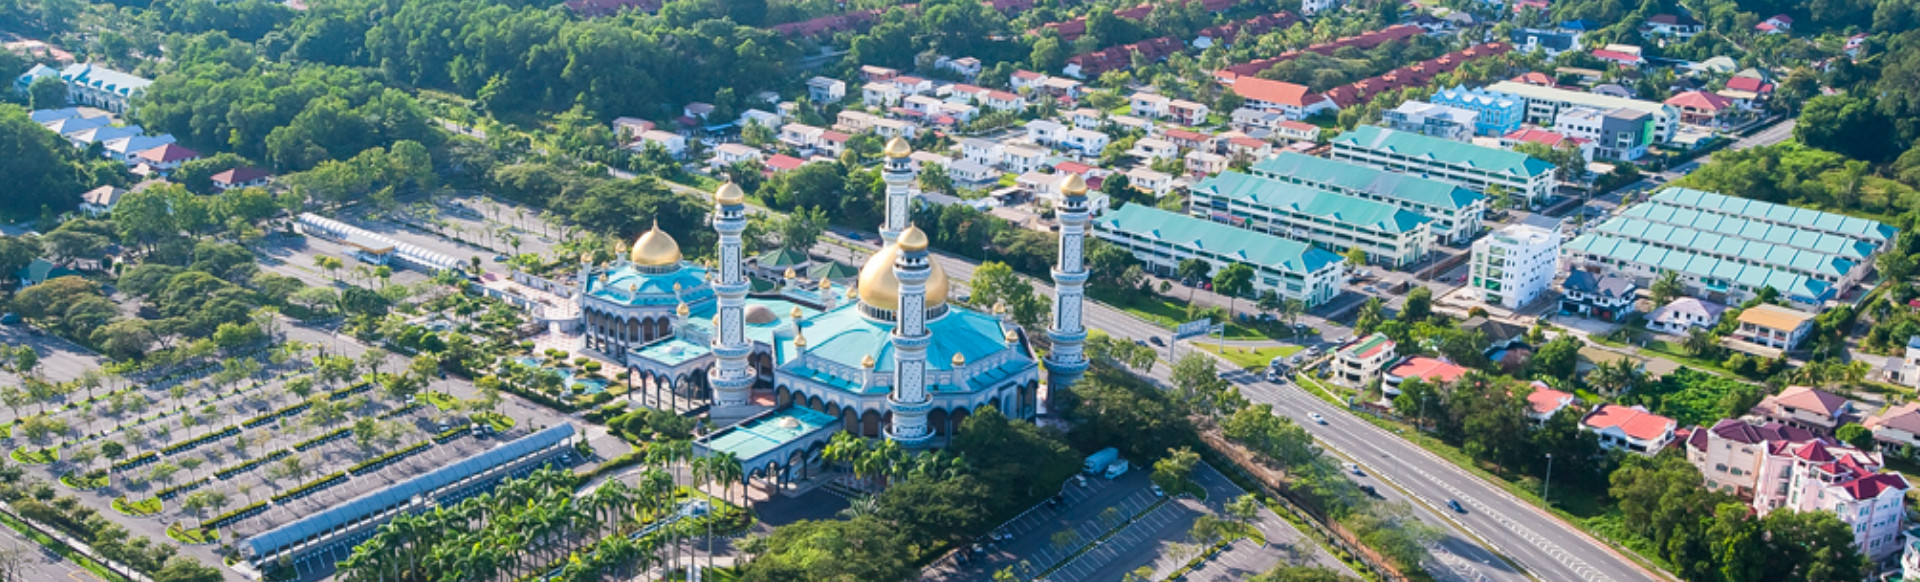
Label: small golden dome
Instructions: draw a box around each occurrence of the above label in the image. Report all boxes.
[793,332,808,348]
[715,181,745,206]
[884,136,912,158]
[951,352,966,367]
[789,306,804,319]
[1004,328,1019,343]
[856,243,950,312]
[673,282,683,293]
[627,283,637,293]
[861,353,876,369]
[898,225,929,252]
[818,277,832,290]
[579,252,592,265]
[992,301,1006,315]
[675,302,690,317]
[1061,172,1088,197]
[845,284,858,299]
[629,223,682,266]
[783,267,797,279]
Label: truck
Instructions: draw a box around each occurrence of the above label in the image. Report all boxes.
[1103,458,1130,479]
[1084,447,1119,475]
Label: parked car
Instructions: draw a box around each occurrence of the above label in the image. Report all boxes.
[1150,484,1165,498]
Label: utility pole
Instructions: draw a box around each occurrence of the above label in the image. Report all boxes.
[1542,453,1554,506]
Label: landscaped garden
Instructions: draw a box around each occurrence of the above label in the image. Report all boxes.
[112,496,163,516]
[59,470,108,490]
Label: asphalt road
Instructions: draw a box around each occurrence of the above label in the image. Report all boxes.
[0,524,98,582]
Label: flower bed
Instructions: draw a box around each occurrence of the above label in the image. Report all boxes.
[293,427,351,452]
[112,496,162,517]
[214,449,292,480]
[156,477,211,501]
[166,522,218,545]
[10,446,56,465]
[347,442,430,476]
[241,402,312,429]
[433,424,472,444]
[203,500,267,530]
[59,470,109,491]
[271,472,347,504]
[161,426,240,456]
[112,451,158,471]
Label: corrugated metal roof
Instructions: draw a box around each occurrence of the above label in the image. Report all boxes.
[1652,187,1893,243]
[1332,125,1554,178]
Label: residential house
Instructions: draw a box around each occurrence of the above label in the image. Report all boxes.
[1231,108,1285,135]
[1500,128,1595,162]
[1167,100,1210,126]
[1274,120,1320,144]
[1665,90,1735,126]
[1063,128,1110,156]
[907,151,952,173]
[1751,386,1855,436]
[1382,356,1465,397]
[1591,44,1646,68]
[1552,106,1654,161]
[133,143,199,174]
[936,56,983,80]
[1865,402,1920,453]
[1560,270,1638,322]
[1719,75,1774,110]
[1735,304,1817,351]
[55,63,150,114]
[1066,108,1104,130]
[14,64,57,94]
[210,167,272,192]
[1130,137,1179,161]
[1001,145,1047,174]
[612,117,655,141]
[960,139,1005,168]
[891,76,935,96]
[102,134,175,163]
[1126,167,1174,197]
[1484,81,1679,145]
[1755,14,1792,34]
[709,143,763,169]
[1526,382,1575,422]
[77,185,125,216]
[1645,297,1726,334]
[1470,221,1560,309]
[41,114,107,136]
[863,82,903,107]
[634,130,687,157]
[1333,333,1397,389]
[1224,136,1272,161]
[817,131,850,156]
[1509,28,1582,58]
[1161,129,1215,153]
[860,65,899,82]
[1590,83,1636,99]
[1130,92,1171,119]
[948,159,998,186]
[13,258,78,289]
[739,109,782,131]
[1382,101,1478,141]
[1184,151,1228,176]
[1300,0,1339,15]
[1230,77,1337,120]
[1026,120,1068,147]
[61,124,142,149]
[683,103,715,122]
[764,154,807,174]
[779,123,827,151]
[1750,438,1907,560]
[1010,70,1048,91]
[807,76,847,104]
[1582,404,1677,454]
[1686,418,1820,497]
[1641,13,1703,38]
[976,90,1027,113]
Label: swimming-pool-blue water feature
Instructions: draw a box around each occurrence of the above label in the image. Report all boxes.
[513,357,609,394]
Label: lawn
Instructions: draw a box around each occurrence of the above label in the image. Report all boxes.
[1089,288,1267,341]
[113,496,163,517]
[166,522,219,545]
[474,411,517,433]
[59,470,108,491]
[10,446,56,465]
[1213,345,1303,371]
[423,391,460,411]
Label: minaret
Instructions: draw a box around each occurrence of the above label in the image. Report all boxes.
[708,182,758,423]
[880,137,914,245]
[886,224,935,447]
[1045,173,1092,412]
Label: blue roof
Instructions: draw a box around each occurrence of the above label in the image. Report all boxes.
[1193,172,1432,234]
[586,262,715,307]
[778,302,1021,380]
[243,424,576,559]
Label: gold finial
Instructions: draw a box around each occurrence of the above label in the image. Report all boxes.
[784,267,797,279]
[789,306,804,319]
[992,301,1007,315]
[818,277,832,290]
[1004,328,1019,343]
[899,225,929,252]
[627,283,637,293]
[884,136,912,158]
[951,352,966,367]
[845,284,858,299]
[676,302,689,317]
[793,331,808,348]
[580,252,592,264]
[715,181,745,206]
[673,282,683,292]
[1062,172,1088,197]
[861,353,876,369]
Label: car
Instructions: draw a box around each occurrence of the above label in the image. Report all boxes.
[995,530,1013,542]
[1046,495,1062,508]
[1446,499,1466,513]
[1074,474,1088,487]
[1150,484,1165,498]
[1149,336,1165,347]
[1358,484,1377,497]
[0,313,18,325]
[1308,412,1325,425]
[1344,463,1363,476]
[492,254,508,262]
[1133,339,1148,347]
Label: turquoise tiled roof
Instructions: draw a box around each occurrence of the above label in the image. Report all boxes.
[1095,204,1343,275]
[1194,172,1432,234]
[1564,232,1834,303]
[587,263,714,306]
[1251,152,1485,211]
[1332,125,1555,178]
[701,407,837,461]
[777,302,1022,377]
[1591,216,1857,278]
[1652,187,1895,244]
[1620,203,1879,260]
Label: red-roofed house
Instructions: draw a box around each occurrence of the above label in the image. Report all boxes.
[1231,77,1335,120]
[1665,90,1734,125]
[1755,14,1791,34]
[1500,128,1594,162]
[1510,71,1555,87]
[1581,404,1676,454]
[1274,120,1320,143]
[1591,48,1644,68]
[210,167,272,192]
[134,144,200,174]
[1382,356,1466,397]
[1751,386,1857,436]
[764,154,806,173]
[1525,382,1574,422]
[1333,333,1396,389]
[1224,136,1272,160]
[1719,75,1775,109]
[1685,418,1821,497]
[1160,128,1216,152]
[1751,436,1907,559]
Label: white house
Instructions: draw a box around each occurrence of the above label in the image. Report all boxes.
[1130,137,1178,161]
[948,159,997,186]
[739,109,782,131]
[635,130,687,157]
[961,139,1004,168]
[1130,92,1171,118]
[1332,333,1395,389]
[1001,145,1047,174]
[1646,298,1726,335]
[1184,151,1228,176]
[1026,120,1068,147]
[1126,167,1174,197]
[862,82,903,107]
[807,76,847,104]
[78,185,125,216]
[1064,128,1109,156]
[709,143,763,169]
[779,123,826,151]
[103,135,176,163]
[1581,404,1676,455]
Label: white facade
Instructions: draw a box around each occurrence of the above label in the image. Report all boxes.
[1063,128,1110,156]
[1131,138,1178,161]
[807,77,846,103]
[1470,222,1559,310]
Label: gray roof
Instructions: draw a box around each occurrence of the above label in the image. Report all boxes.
[243,424,576,559]
[1563,270,1635,298]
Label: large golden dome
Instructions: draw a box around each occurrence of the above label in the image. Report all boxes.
[857,243,948,312]
[715,182,745,206]
[629,223,682,266]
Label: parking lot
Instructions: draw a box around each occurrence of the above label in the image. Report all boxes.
[922,470,1159,581]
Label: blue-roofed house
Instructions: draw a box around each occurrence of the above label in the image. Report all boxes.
[15,259,79,289]
[57,63,151,114]
[1430,85,1527,136]
[14,64,58,95]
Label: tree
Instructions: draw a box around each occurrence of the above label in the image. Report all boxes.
[1836,423,1875,451]
[1354,297,1384,335]
[777,207,828,250]
[1344,246,1367,266]
[27,76,65,110]
[968,261,1051,329]
[1529,335,1581,382]
[1212,263,1255,318]
[1150,447,1200,496]
[1796,95,1899,163]
[1176,259,1211,303]
[1650,270,1685,305]
[0,105,91,217]
[1400,286,1432,322]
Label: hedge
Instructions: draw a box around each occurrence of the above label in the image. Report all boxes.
[203,500,267,530]
[111,451,158,472]
[161,426,240,456]
[433,424,472,444]
[213,449,292,481]
[271,472,347,504]
[241,402,312,429]
[379,403,424,419]
[326,383,373,401]
[293,427,351,452]
[156,477,211,501]
[347,442,431,476]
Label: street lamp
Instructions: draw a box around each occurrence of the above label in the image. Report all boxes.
[1542,453,1554,506]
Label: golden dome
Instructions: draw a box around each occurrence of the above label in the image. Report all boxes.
[715,181,745,206]
[793,331,808,348]
[992,301,1006,315]
[783,267,797,279]
[898,225,929,252]
[845,284,858,299]
[884,136,912,158]
[676,302,689,317]
[818,277,832,290]
[629,223,682,266]
[1061,172,1088,197]
[857,243,949,312]
[1004,328,1019,343]
[861,353,876,369]
[951,352,966,367]
[789,306,804,319]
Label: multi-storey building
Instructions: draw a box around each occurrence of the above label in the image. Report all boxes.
[1470,221,1560,310]
[1188,171,1433,268]
[1382,101,1479,141]
[1751,438,1909,560]
[1251,152,1486,245]
[1751,385,1855,436]
[1736,304,1817,351]
[1685,418,1820,497]
[1330,125,1557,207]
[1429,85,1526,136]
[1093,205,1347,307]
[1551,106,1653,161]
[1332,333,1396,389]
[1483,80,1678,144]
[53,63,150,114]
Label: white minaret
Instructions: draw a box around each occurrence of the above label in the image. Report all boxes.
[1045,173,1092,410]
[886,225,935,447]
[709,182,758,422]
[880,137,913,245]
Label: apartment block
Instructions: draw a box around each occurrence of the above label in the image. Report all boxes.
[1093,204,1348,307]
[1189,171,1433,268]
[1251,152,1487,245]
[1470,221,1560,310]
[1329,125,1557,207]
[1483,80,1678,144]
[1429,85,1526,136]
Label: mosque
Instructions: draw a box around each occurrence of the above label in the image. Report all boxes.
[565,137,1091,480]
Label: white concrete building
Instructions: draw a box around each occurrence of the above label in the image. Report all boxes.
[1332,333,1396,389]
[1646,298,1725,334]
[807,76,846,103]
[1484,81,1678,145]
[1330,125,1557,207]
[1470,221,1560,310]
[1130,137,1178,161]
[1063,128,1109,156]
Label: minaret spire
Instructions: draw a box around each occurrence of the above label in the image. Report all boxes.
[880,137,914,245]
[1045,173,1092,414]
[708,181,758,423]
[886,224,935,447]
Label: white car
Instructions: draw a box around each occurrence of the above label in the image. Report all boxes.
[1308,412,1325,425]
[1344,463,1363,476]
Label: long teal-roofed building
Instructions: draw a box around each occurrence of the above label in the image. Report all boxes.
[1329,125,1558,207]
[1251,152,1488,245]
[1095,204,1348,306]
[1563,187,1895,308]
[1189,171,1433,268]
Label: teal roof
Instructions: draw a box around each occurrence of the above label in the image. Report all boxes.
[775,302,1023,385]
[586,262,714,306]
[1095,205,1343,275]
[1652,187,1895,244]
[1332,125,1555,178]
[700,408,837,463]
[1591,216,1856,278]
[1617,204,1878,260]
[632,337,711,366]
[1251,152,1484,211]
[1193,172,1432,234]
[754,248,812,267]
[1564,232,1835,303]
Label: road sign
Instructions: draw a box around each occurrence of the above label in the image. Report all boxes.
[1173,318,1213,340]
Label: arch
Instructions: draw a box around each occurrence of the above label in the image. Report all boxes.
[786,449,809,481]
[950,407,971,434]
[1020,381,1038,419]
[627,317,641,344]
[860,409,882,438]
[654,317,671,340]
[825,402,842,421]
[775,386,792,407]
[806,395,823,413]
[842,408,859,434]
[928,408,950,437]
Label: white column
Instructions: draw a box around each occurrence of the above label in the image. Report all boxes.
[881,138,913,245]
[709,185,756,419]
[886,227,934,447]
[1046,180,1092,407]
